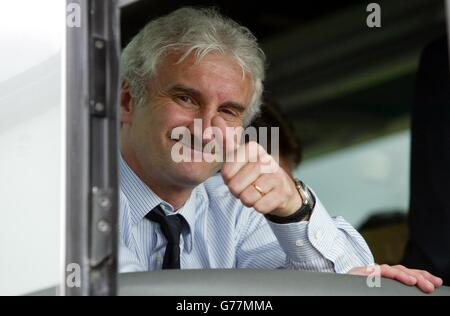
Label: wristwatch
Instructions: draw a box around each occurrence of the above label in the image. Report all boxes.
[265,178,315,224]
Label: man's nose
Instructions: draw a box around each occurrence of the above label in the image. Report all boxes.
[201,113,216,143]
[187,111,216,145]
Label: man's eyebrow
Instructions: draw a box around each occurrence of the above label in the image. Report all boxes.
[167,84,203,98]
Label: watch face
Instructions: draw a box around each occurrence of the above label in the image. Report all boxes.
[295,180,309,205]
[303,190,312,206]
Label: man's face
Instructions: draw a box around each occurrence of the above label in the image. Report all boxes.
[121,51,254,188]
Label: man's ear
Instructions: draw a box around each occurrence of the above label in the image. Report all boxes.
[120,81,134,124]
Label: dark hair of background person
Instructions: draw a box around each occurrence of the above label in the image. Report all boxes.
[402,35,450,285]
[248,99,302,173]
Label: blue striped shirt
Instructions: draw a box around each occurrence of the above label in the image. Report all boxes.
[119,155,374,273]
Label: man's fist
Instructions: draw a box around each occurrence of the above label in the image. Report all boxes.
[222,141,303,217]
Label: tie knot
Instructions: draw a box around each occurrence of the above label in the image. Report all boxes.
[145,205,184,244]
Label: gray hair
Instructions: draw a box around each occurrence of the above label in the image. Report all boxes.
[121,7,266,126]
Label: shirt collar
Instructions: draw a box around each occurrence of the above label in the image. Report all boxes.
[119,154,164,226]
[119,154,203,251]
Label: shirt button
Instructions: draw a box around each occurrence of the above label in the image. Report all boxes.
[314,230,324,241]
[295,239,304,247]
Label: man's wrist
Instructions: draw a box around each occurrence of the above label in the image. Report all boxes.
[265,207,310,223]
[265,180,315,224]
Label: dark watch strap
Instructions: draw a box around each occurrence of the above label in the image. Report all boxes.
[265,187,315,224]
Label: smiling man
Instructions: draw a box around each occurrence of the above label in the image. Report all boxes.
[118,7,442,293]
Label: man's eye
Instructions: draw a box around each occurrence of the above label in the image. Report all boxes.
[220,108,238,117]
[177,95,192,103]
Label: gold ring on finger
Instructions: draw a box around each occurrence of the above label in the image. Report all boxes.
[253,184,265,196]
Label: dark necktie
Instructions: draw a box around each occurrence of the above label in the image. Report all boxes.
[145,205,184,269]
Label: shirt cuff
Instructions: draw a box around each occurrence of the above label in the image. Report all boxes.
[266,193,345,265]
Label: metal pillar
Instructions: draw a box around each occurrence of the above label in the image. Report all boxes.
[63,0,120,296]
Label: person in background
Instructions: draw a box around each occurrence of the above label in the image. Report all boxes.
[402,36,450,285]
[358,211,408,266]
[248,99,302,174]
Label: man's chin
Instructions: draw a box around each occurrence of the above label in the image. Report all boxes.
[171,161,220,185]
